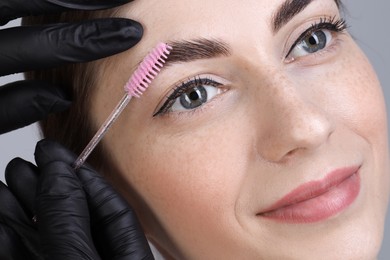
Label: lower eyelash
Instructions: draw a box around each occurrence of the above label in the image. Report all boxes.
[153,76,222,116]
[302,37,343,62]
[158,89,227,121]
[286,16,348,58]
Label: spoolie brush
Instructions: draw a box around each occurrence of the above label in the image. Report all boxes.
[73,42,172,170]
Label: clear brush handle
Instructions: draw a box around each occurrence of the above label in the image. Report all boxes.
[73,94,131,170]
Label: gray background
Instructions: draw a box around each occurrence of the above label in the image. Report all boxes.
[0,0,389,258]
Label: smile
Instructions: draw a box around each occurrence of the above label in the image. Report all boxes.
[258,166,361,223]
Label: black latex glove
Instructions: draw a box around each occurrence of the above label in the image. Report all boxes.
[0,0,146,258]
[1,139,154,260]
[0,0,143,134]
[0,162,42,260]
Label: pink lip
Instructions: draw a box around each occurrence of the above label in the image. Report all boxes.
[258,166,361,223]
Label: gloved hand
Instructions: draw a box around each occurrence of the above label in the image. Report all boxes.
[1,139,154,260]
[0,0,148,258]
[0,0,143,134]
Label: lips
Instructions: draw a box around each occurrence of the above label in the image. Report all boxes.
[258,166,361,223]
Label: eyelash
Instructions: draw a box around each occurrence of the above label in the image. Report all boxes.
[285,16,348,58]
[153,76,223,116]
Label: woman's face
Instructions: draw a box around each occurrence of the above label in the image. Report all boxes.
[91,0,390,258]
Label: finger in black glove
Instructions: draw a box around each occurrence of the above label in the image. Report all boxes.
[0,0,135,26]
[0,81,71,134]
[0,165,42,260]
[0,18,143,76]
[5,139,154,259]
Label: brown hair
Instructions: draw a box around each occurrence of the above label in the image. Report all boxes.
[23,9,118,171]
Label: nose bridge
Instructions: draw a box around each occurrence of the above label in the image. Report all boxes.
[254,73,334,162]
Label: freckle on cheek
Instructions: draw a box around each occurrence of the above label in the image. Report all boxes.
[347,55,386,138]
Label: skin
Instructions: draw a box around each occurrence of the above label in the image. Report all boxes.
[90,0,390,259]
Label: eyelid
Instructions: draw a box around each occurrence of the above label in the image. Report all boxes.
[153,74,228,117]
[284,16,347,59]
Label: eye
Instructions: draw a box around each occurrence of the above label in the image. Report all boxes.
[285,17,347,61]
[289,29,332,58]
[154,77,223,116]
[171,84,220,112]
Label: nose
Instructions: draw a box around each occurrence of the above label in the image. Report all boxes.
[254,77,334,162]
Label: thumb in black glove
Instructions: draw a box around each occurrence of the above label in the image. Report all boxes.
[4,139,154,260]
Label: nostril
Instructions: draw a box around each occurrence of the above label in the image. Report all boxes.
[286,149,296,157]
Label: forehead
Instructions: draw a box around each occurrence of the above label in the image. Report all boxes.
[120,0,337,44]
[120,0,276,39]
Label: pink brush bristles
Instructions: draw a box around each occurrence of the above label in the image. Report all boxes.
[73,42,172,170]
[126,42,172,97]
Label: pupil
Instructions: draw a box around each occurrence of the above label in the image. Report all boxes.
[308,35,318,45]
[189,91,200,101]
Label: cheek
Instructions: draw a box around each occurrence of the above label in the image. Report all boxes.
[329,42,390,215]
[110,112,254,249]
[301,39,388,152]
[332,44,387,140]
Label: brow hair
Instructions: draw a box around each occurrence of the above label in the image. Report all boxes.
[165,38,231,65]
[273,0,341,33]
[273,0,313,32]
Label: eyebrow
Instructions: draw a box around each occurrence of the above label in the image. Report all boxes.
[159,0,340,66]
[164,38,231,67]
[272,0,340,33]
